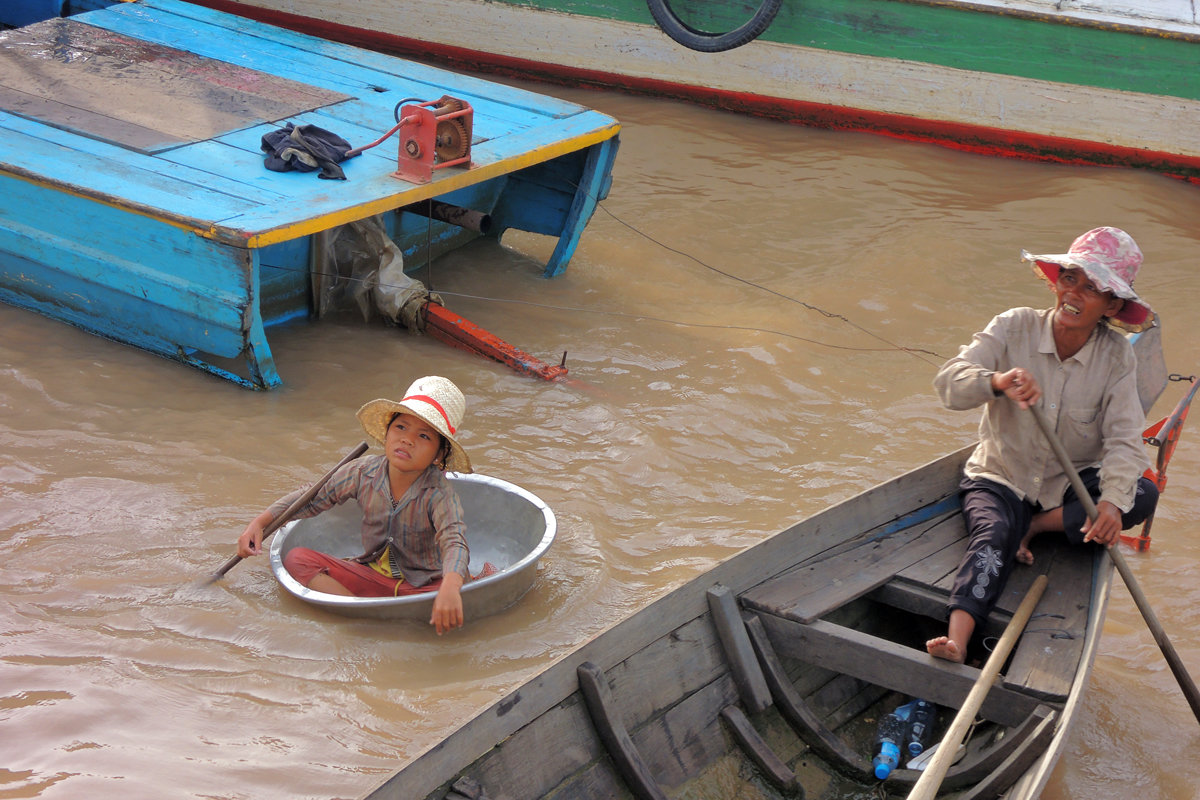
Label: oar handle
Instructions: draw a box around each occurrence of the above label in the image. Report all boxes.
[206,441,370,584]
[907,575,1048,800]
[1030,405,1200,723]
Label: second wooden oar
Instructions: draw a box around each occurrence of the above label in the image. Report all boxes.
[907,574,1048,800]
[203,441,369,586]
[1029,404,1200,724]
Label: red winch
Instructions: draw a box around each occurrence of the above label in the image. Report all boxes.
[345,95,473,183]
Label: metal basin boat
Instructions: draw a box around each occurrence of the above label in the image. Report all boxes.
[269,473,555,620]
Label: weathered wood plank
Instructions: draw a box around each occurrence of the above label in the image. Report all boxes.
[1002,548,1094,701]
[707,585,771,713]
[628,670,742,789]
[952,706,1059,800]
[893,514,970,591]
[599,614,727,730]
[0,19,348,152]
[578,662,668,800]
[867,579,1014,645]
[741,505,963,623]
[434,692,607,800]
[745,614,874,779]
[940,705,1056,791]
[445,776,491,800]
[719,705,799,793]
[867,579,952,621]
[755,612,1043,727]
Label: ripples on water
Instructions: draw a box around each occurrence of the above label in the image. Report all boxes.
[2,82,1200,799]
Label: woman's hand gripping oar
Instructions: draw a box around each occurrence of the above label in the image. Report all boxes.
[1029,404,1200,724]
[203,442,369,586]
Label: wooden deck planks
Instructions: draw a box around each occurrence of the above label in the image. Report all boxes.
[0,18,347,151]
[106,0,576,133]
[0,0,619,243]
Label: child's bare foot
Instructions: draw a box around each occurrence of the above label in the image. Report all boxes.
[926,636,966,663]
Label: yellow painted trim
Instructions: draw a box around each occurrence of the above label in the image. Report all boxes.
[2,121,619,249]
[0,167,214,238]
[219,123,621,248]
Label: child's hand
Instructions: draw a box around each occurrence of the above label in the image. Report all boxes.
[431,572,465,634]
[236,521,265,557]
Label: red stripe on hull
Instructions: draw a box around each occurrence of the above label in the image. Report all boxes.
[193,0,1200,184]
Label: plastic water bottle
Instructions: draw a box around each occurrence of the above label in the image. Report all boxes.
[906,699,936,758]
[872,701,914,780]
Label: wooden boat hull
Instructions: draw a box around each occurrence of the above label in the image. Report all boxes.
[0,0,620,389]
[269,473,556,621]
[358,447,1111,799]
[192,0,1200,183]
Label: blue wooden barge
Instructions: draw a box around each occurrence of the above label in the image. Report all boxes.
[0,0,620,388]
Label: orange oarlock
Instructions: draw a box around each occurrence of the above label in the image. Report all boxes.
[1122,374,1199,551]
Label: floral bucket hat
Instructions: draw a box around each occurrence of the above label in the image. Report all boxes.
[356,376,472,473]
[1022,226,1155,332]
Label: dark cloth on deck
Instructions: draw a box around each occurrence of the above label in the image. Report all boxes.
[261,123,356,180]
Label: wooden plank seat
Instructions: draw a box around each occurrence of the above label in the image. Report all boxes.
[864,555,1093,703]
[751,611,1042,728]
[866,579,1015,645]
[740,498,964,624]
[865,520,1095,703]
[745,615,1060,794]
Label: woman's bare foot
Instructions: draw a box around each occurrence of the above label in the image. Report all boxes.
[1016,533,1035,566]
[926,636,966,663]
[1019,509,1063,566]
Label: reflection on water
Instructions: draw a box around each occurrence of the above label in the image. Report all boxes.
[2,80,1200,799]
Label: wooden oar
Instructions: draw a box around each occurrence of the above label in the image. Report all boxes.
[907,574,1048,800]
[1029,405,1200,723]
[203,441,369,586]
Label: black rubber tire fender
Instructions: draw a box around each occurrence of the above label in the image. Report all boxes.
[646,0,783,53]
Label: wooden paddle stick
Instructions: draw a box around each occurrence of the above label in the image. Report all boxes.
[203,441,369,585]
[1029,405,1200,723]
[907,574,1048,800]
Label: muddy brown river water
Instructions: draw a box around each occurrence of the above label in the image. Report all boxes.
[2,81,1199,799]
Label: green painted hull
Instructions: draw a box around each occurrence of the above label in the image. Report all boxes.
[195,0,1200,181]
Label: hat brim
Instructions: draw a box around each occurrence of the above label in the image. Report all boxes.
[356,399,472,473]
[1023,252,1155,333]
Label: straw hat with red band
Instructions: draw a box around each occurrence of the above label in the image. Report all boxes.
[1022,226,1156,333]
[356,376,472,473]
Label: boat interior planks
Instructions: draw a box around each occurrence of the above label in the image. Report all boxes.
[739,499,964,623]
[0,0,620,388]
